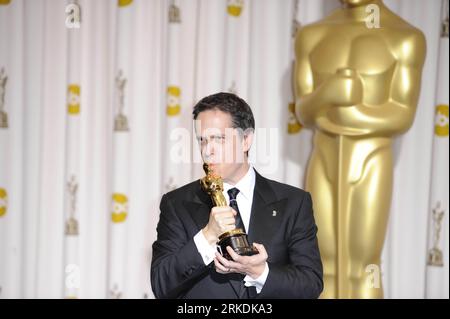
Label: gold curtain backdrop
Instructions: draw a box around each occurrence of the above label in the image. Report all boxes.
[0,0,448,298]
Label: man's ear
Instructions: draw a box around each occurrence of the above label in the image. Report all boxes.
[242,129,254,153]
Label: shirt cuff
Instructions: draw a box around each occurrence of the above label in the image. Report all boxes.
[244,262,269,294]
[193,230,217,265]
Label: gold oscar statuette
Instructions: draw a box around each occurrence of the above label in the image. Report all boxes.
[0,68,8,128]
[294,0,426,298]
[200,163,258,260]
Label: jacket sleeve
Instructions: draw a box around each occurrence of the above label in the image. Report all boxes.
[151,194,210,298]
[257,192,324,299]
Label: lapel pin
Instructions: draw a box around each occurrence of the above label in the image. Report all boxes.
[272,210,277,217]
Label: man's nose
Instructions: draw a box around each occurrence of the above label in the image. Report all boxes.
[203,140,215,160]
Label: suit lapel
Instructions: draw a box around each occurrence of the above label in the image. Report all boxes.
[183,181,212,231]
[182,182,243,297]
[231,170,287,298]
[248,171,287,248]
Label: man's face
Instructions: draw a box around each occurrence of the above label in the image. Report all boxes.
[194,109,252,181]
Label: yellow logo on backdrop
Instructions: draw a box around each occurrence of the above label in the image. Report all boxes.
[288,103,302,134]
[167,86,181,116]
[111,193,128,223]
[227,0,243,17]
[435,104,449,137]
[118,0,133,7]
[67,84,80,115]
[0,188,7,217]
[0,0,11,5]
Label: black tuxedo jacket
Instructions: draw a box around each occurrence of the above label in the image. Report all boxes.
[151,170,323,299]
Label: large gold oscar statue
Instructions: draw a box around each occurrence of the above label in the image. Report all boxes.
[294,0,426,298]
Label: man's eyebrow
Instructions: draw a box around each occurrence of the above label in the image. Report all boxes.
[197,134,226,139]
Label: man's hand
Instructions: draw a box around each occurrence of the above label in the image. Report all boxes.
[214,243,268,279]
[202,207,237,245]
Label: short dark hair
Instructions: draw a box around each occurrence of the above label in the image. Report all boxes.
[192,92,255,132]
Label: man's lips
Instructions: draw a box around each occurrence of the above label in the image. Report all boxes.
[206,163,220,175]
[206,162,218,167]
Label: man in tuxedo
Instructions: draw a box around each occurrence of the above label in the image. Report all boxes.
[151,92,323,299]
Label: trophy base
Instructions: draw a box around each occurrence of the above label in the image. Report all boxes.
[217,229,259,261]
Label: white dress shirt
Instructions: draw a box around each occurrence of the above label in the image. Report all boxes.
[193,165,269,294]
